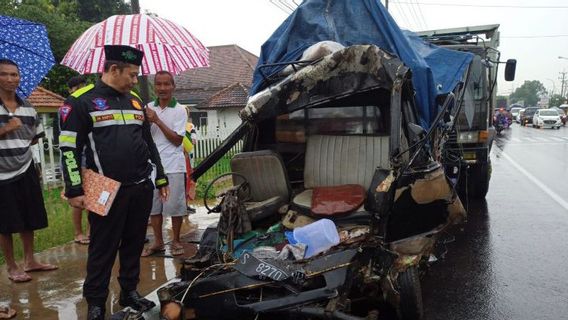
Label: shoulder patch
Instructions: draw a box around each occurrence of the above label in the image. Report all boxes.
[71,84,95,98]
[59,104,72,123]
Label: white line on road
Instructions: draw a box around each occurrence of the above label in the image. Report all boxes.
[500,151,568,211]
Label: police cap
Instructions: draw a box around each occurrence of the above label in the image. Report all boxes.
[104,45,144,66]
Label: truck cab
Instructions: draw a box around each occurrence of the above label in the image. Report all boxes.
[417,24,516,198]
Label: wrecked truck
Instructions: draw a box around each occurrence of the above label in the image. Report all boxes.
[154,44,468,320]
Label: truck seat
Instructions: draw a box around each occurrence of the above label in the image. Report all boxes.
[292,135,390,215]
[230,150,291,224]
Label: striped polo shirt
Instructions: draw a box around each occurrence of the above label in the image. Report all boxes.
[0,97,44,181]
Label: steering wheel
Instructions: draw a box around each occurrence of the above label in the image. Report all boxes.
[203,172,251,213]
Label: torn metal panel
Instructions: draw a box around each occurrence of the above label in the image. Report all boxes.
[241,45,409,122]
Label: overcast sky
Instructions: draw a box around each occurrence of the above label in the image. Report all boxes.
[140,0,568,95]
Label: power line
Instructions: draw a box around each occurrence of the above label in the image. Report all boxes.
[502,34,568,39]
[394,1,568,9]
[411,0,429,30]
[406,0,426,30]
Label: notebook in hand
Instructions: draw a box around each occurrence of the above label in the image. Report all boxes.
[82,169,121,216]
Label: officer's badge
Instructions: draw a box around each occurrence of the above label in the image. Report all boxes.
[131,99,142,110]
[92,98,109,111]
[59,104,72,123]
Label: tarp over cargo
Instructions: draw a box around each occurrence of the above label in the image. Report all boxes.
[250,0,473,128]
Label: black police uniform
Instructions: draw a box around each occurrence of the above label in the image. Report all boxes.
[59,80,168,307]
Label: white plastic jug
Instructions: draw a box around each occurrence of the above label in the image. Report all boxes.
[293,218,340,258]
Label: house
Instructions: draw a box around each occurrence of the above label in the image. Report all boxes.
[26,86,65,186]
[174,44,258,132]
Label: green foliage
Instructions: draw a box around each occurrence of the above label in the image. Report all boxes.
[196,179,217,200]
[2,2,93,95]
[76,0,131,22]
[550,94,568,108]
[509,80,546,107]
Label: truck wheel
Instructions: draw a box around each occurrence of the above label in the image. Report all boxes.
[465,161,491,199]
[397,266,423,320]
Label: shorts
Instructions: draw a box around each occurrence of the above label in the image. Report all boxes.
[0,163,48,234]
[150,173,186,217]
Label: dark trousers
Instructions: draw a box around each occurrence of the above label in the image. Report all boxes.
[83,180,153,306]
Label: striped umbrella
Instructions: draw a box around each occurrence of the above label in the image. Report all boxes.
[61,14,209,75]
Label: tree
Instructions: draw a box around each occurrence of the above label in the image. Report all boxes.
[509,80,546,107]
[3,0,132,95]
[3,2,92,95]
[549,94,567,108]
[76,0,131,22]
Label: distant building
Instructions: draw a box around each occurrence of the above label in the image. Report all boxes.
[174,45,258,132]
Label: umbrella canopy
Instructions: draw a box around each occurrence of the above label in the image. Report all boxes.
[61,14,209,75]
[0,15,55,98]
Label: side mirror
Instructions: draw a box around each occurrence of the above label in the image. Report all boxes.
[505,59,517,81]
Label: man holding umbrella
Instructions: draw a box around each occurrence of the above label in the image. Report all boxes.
[59,45,169,320]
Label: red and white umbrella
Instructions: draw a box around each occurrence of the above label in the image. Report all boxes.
[62,14,209,75]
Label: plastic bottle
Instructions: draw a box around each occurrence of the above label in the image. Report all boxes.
[292,218,340,258]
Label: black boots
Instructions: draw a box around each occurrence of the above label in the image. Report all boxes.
[87,304,105,320]
[119,290,156,312]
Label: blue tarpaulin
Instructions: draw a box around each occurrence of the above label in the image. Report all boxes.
[250,0,473,128]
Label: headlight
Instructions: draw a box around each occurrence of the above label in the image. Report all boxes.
[457,131,479,143]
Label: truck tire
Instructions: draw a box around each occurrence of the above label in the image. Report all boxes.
[397,266,423,320]
[467,161,491,199]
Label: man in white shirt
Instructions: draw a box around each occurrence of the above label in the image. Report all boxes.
[142,71,189,256]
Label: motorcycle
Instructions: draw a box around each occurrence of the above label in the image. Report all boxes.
[495,114,509,134]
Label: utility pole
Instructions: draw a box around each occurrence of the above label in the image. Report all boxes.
[386,0,389,10]
[130,0,151,104]
[559,71,567,99]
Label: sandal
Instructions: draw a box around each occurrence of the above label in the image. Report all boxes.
[141,246,165,257]
[171,245,185,256]
[74,237,90,245]
[23,263,58,273]
[8,272,32,283]
[0,306,16,319]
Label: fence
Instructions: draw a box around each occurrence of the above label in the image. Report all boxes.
[193,126,243,183]
[37,125,242,188]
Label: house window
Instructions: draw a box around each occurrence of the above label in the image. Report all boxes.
[190,112,207,128]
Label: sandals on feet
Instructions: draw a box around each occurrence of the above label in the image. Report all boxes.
[171,245,185,256]
[141,246,165,257]
[8,272,32,283]
[0,306,17,319]
[74,237,90,245]
[23,264,58,273]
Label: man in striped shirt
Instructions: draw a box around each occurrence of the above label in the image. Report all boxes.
[0,59,57,283]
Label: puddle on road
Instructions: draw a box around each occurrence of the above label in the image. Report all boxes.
[0,224,202,319]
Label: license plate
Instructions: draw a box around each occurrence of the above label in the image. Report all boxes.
[462,152,476,160]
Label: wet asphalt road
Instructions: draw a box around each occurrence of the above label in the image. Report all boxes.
[421,123,568,320]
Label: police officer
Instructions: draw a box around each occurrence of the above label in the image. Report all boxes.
[59,45,169,320]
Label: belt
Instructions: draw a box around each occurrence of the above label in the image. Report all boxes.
[121,177,149,187]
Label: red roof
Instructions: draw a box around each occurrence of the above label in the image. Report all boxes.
[175,45,258,104]
[27,87,65,110]
[195,83,249,109]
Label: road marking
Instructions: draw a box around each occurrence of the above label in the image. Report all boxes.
[500,151,568,211]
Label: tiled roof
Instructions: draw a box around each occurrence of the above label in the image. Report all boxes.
[174,45,258,103]
[195,83,249,109]
[27,87,65,110]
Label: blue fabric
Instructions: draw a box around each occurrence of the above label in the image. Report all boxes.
[0,15,55,98]
[250,0,473,128]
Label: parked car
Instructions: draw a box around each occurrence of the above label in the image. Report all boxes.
[520,107,538,126]
[510,107,522,123]
[533,109,562,129]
